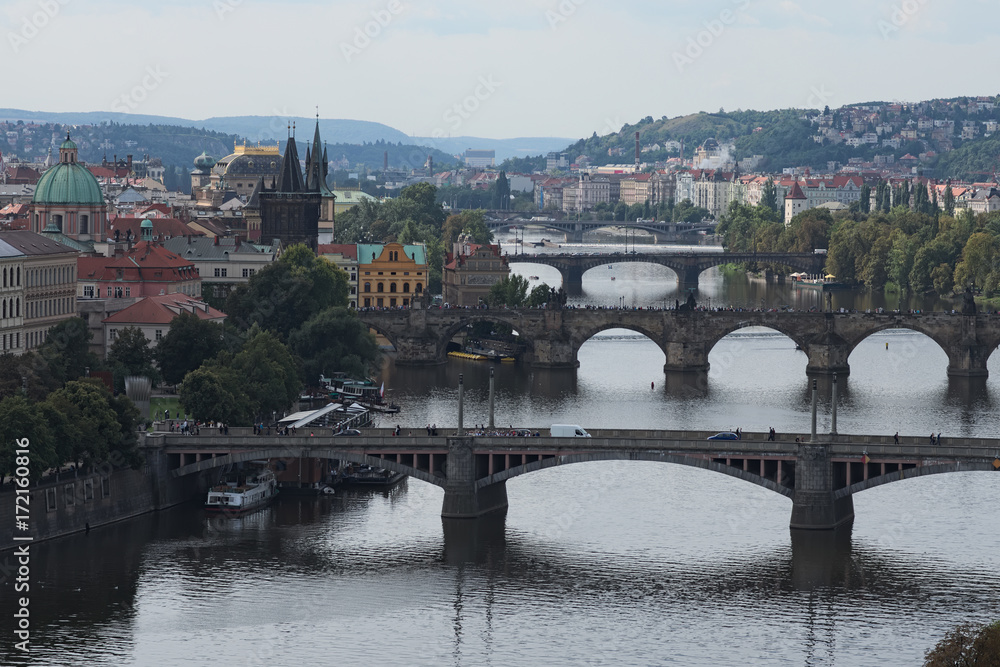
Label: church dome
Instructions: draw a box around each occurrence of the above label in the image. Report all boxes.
[194,151,216,170]
[140,218,154,229]
[60,136,78,151]
[32,161,103,205]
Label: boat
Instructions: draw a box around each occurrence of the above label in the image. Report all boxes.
[320,374,401,413]
[338,464,406,487]
[610,276,616,281]
[205,468,278,515]
[449,350,488,361]
[529,275,539,280]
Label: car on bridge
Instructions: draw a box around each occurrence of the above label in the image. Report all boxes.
[707,432,740,440]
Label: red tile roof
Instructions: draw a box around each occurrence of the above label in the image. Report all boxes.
[103,293,225,325]
[110,217,202,241]
[318,244,358,260]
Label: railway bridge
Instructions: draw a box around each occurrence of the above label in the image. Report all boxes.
[358,308,1000,377]
[147,429,1000,530]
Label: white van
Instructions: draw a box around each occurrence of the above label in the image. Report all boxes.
[550,424,591,438]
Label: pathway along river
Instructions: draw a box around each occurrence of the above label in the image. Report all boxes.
[4,235,1000,666]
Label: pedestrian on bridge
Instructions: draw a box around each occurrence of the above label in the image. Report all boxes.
[894,431,899,444]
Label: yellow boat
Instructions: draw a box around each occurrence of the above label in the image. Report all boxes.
[448,351,488,361]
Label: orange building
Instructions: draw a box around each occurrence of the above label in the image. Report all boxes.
[357,242,428,308]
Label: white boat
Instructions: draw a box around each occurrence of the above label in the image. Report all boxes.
[205,468,278,515]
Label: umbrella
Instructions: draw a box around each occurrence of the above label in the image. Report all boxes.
[824,274,836,279]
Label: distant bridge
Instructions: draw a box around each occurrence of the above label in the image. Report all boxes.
[506,250,825,287]
[485,216,717,243]
[358,309,998,377]
[147,429,1000,529]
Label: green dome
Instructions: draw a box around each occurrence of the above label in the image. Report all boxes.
[32,162,103,205]
[140,218,153,229]
[194,151,215,169]
[60,137,78,150]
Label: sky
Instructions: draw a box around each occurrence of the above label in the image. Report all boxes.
[1,0,997,141]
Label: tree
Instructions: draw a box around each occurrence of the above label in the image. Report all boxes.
[858,183,871,214]
[225,244,350,338]
[0,394,54,483]
[443,210,493,246]
[179,365,251,425]
[955,232,997,290]
[943,183,955,217]
[487,274,530,307]
[492,171,511,210]
[155,313,231,385]
[924,620,1000,666]
[527,283,552,308]
[43,379,124,470]
[288,307,381,383]
[760,177,778,213]
[230,325,302,419]
[106,327,160,393]
[35,317,101,386]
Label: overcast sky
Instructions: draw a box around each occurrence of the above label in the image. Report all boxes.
[2,0,995,140]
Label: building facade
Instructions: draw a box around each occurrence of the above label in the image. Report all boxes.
[442,238,509,307]
[357,242,428,308]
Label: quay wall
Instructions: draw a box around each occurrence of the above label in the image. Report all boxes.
[0,438,213,553]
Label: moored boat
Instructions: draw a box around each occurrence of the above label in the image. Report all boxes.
[205,468,278,515]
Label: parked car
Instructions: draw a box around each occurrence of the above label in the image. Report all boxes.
[707,432,740,440]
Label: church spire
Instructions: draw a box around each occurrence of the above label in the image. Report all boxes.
[276,135,304,193]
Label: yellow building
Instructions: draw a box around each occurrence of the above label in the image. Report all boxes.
[357,242,427,308]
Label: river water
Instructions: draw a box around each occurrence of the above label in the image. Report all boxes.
[4,234,1000,666]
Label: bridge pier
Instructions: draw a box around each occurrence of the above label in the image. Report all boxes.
[441,436,509,519]
[663,341,709,373]
[789,443,854,530]
[804,330,851,376]
[946,318,990,377]
[562,265,584,291]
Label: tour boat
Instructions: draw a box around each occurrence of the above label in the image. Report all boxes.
[205,468,278,515]
[529,275,539,280]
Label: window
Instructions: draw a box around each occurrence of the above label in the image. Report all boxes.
[363,298,371,307]
[101,477,110,498]
[107,287,113,297]
[243,268,249,278]
[416,284,423,293]
[64,483,75,507]
[403,283,410,293]
[83,479,94,502]
[214,268,221,277]
[376,298,384,307]
[221,268,227,277]
[155,329,163,341]
[364,282,371,293]
[45,488,56,512]
[390,283,397,293]
[125,287,131,297]
[114,286,123,298]
[377,283,384,293]
[83,285,94,298]
[390,298,397,307]
[109,328,118,340]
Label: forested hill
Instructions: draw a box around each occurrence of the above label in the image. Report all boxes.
[556,96,1000,180]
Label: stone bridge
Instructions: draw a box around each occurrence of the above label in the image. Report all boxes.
[506,251,825,288]
[146,430,1000,529]
[487,218,717,243]
[358,309,1000,377]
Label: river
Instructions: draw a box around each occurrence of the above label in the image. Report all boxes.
[3,233,999,666]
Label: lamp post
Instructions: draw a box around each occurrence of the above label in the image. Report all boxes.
[488,367,495,430]
[457,373,465,436]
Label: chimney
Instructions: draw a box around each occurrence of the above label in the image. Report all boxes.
[214,235,219,245]
[235,235,241,248]
[187,234,191,245]
[635,131,640,168]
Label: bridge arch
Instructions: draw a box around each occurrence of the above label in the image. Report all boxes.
[703,319,812,356]
[437,312,535,363]
[478,451,795,499]
[841,321,954,360]
[835,463,997,498]
[570,322,667,366]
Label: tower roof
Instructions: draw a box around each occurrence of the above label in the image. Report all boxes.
[276,138,304,193]
[33,163,103,205]
[787,181,807,200]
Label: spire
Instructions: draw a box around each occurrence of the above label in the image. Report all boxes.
[306,113,326,192]
[246,176,264,209]
[277,137,304,193]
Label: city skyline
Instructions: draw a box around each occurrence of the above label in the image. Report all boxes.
[1,0,996,140]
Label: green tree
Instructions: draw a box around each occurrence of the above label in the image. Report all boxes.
[527,283,552,307]
[0,394,54,483]
[487,274,530,307]
[225,244,350,337]
[231,325,302,419]
[35,317,101,386]
[155,313,232,385]
[760,177,778,213]
[924,620,1000,666]
[178,365,251,425]
[858,182,871,215]
[943,183,955,217]
[492,171,511,210]
[954,231,997,290]
[106,327,160,393]
[43,379,124,470]
[288,307,381,383]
